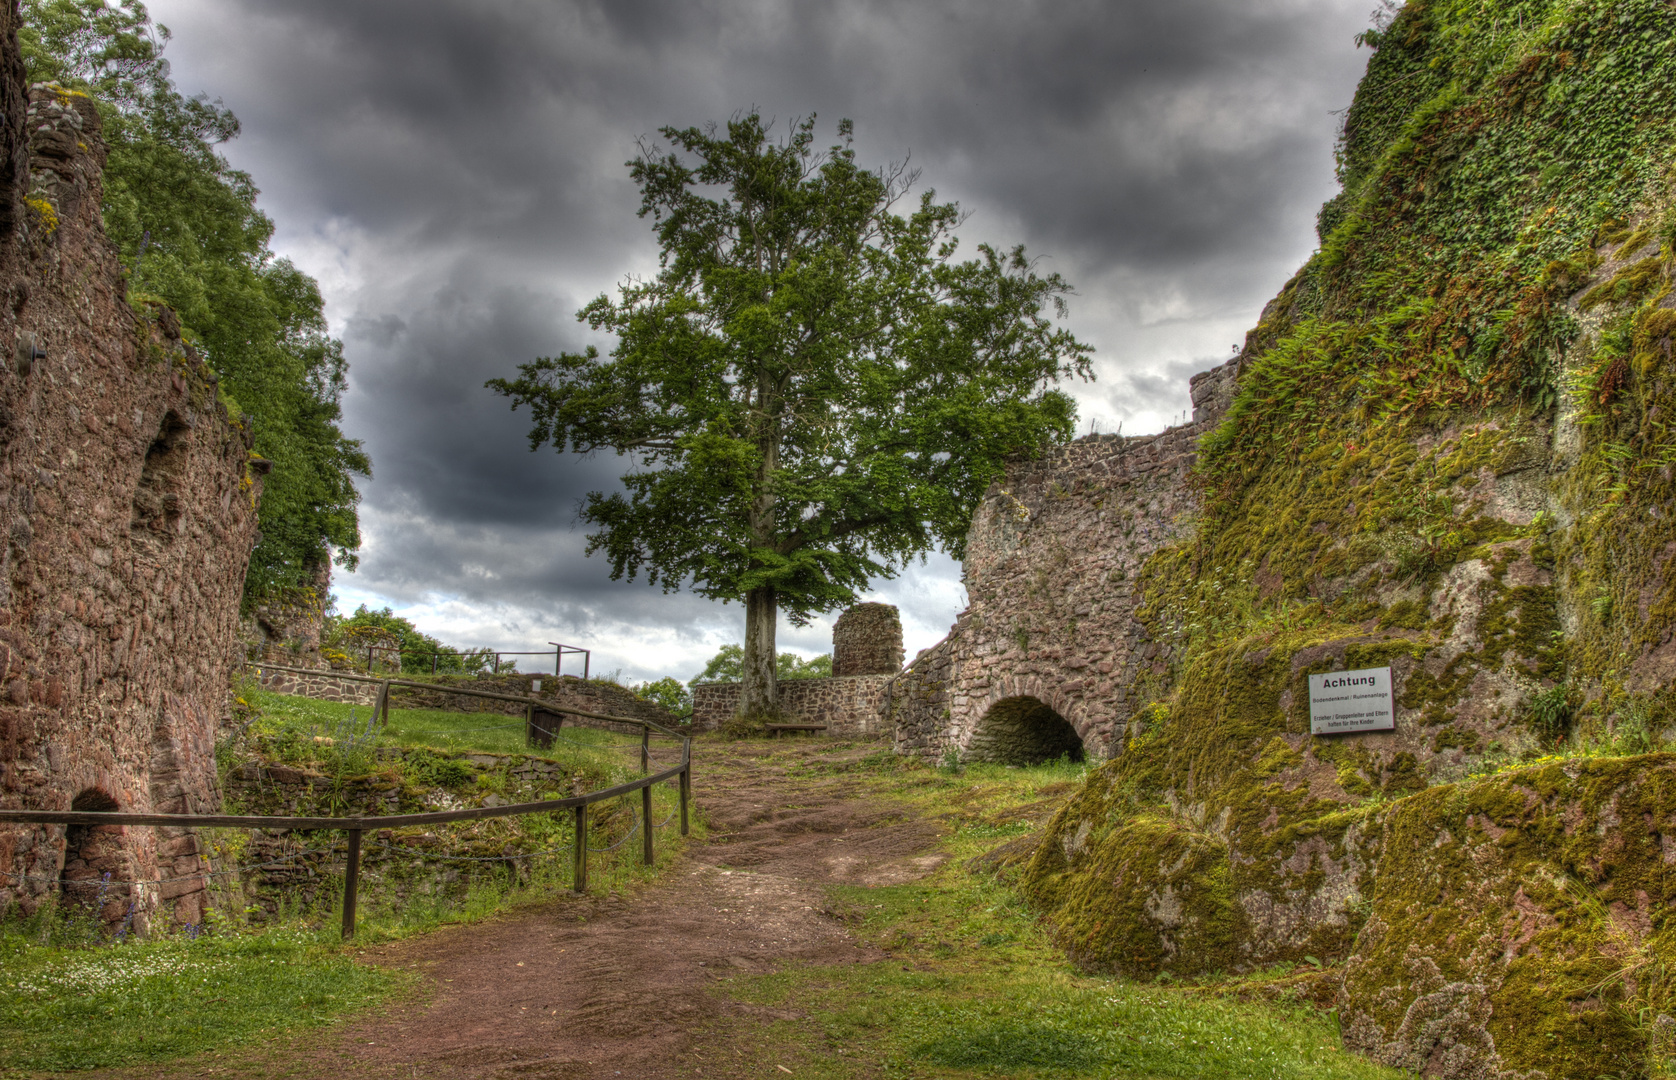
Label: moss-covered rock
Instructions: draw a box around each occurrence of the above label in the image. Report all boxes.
[951,2,1676,1074]
[1342,755,1676,1079]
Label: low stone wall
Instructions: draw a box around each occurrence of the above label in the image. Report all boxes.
[253,665,381,706]
[251,666,679,728]
[219,747,611,920]
[691,674,893,737]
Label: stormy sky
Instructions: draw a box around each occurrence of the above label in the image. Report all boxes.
[144,0,1373,682]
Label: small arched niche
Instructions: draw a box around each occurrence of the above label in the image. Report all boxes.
[965,695,1085,766]
[59,788,130,927]
[130,410,190,544]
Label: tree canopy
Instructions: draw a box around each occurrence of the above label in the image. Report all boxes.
[690,643,832,684]
[489,112,1090,718]
[20,0,370,606]
[324,604,497,676]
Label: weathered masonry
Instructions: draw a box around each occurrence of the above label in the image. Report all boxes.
[891,359,1237,764]
[0,24,265,932]
[691,601,905,734]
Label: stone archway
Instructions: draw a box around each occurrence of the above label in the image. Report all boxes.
[59,788,131,927]
[963,696,1085,765]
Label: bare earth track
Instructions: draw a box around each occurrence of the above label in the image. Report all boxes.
[251,741,939,1080]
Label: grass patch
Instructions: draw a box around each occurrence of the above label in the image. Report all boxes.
[696,742,1403,1079]
[223,689,695,929]
[732,958,1396,1078]
[242,684,671,771]
[0,920,398,1074]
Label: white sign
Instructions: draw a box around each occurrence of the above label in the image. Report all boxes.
[1308,666,1394,735]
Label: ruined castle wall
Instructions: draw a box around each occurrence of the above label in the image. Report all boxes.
[0,71,264,927]
[892,359,1238,762]
[831,602,903,677]
[690,673,892,737]
[241,562,329,668]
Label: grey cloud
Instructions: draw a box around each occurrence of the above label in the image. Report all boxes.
[144,0,1373,675]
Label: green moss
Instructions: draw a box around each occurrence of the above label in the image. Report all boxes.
[1578,254,1667,311]
[1016,4,1676,1070]
[1429,724,1481,755]
[1380,752,1425,796]
[1024,809,1243,975]
[1376,598,1427,631]
[1344,757,1676,1077]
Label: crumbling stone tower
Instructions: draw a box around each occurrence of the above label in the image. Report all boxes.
[0,1,265,929]
[831,601,904,677]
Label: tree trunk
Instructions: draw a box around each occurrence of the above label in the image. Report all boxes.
[740,586,779,720]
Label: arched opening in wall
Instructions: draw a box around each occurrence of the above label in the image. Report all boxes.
[59,788,130,928]
[965,696,1084,766]
[130,411,190,545]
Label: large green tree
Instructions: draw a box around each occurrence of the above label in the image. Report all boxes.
[19,0,370,605]
[489,113,1091,719]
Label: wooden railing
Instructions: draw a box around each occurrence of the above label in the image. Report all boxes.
[0,681,694,938]
[247,662,671,754]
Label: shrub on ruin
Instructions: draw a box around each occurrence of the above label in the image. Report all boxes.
[18,0,371,607]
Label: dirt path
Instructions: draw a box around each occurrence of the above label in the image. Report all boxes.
[290,741,942,1080]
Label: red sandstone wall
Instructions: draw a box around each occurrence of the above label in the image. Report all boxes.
[0,72,265,927]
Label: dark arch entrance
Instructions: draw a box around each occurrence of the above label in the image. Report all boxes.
[59,788,130,927]
[965,696,1085,765]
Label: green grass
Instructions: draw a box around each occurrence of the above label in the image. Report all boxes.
[733,962,1394,1078]
[0,921,398,1074]
[242,683,675,763]
[699,744,1405,1080]
[0,688,699,1075]
[227,688,694,915]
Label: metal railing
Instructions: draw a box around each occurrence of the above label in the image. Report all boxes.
[0,681,692,939]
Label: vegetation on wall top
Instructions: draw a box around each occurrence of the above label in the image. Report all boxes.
[18,0,371,607]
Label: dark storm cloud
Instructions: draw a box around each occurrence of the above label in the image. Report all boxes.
[142,0,1372,678]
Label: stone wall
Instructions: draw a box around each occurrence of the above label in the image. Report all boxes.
[892,358,1239,762]
[0,53,266,927]
[219,747,616,920]
[252,664,381,706]
[690,673,893,736]
[689,601,906,735]
[831,602,903,677]
[240,562,329,668]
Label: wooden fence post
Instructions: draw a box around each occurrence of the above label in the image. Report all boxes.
[640,725,649,774]
[679,763,690,837]
[342,826,363,939]
[572,804,587,893]
[642,783,654,866]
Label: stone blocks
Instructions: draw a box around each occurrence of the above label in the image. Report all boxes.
[690,601,905,735]
[891,356,1239,763]
[690,673,893,736]
[0,64,264,927]
[832,602,904,677]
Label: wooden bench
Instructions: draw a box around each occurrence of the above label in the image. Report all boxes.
[765,723,828,738]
